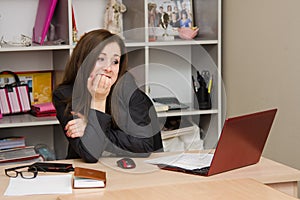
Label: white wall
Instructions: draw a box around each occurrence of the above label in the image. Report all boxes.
[223,0,300,170]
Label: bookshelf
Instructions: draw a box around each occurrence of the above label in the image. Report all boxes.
[0,0,222,157]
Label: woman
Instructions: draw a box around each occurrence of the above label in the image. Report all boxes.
[53,29,163,163]
[179,11,192,28]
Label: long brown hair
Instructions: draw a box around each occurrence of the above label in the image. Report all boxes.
[58,29,128,117]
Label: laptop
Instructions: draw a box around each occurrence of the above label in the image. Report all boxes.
[145,108,277,176]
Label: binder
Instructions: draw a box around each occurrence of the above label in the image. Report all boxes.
[32,0,58,44]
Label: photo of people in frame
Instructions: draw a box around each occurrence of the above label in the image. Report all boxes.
[148,0,193,38]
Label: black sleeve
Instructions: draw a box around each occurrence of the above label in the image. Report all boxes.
[52,85,98,163]
[53,84,163,163]
[106,88,163,153]
[81,89,163,160]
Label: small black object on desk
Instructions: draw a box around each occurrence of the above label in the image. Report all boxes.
[117,158,136,169]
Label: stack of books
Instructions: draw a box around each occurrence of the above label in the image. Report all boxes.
[0,136,43,165]
[0,136,26,150]
[153,102,169,112]
[31,102,56,117]
[0,146,42,165]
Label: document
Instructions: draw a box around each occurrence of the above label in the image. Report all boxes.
[4,174,72,196]
[145,153,214,170]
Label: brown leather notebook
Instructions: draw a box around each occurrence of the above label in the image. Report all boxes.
[73,167,106,188]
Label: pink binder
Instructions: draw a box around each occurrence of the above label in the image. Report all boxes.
[32,0,58,45]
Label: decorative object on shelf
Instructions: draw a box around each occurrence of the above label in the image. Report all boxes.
[0,71,53,105]
[104,0,127,35]
[148,2,158,41]
[178,27,199,40]
[148,0,194,41]
[0,71,31,115]
[160,12,169,36]
[192,70,211,110]
[72,5,78,44]
[159,12,175,40]
[0,35,32,47]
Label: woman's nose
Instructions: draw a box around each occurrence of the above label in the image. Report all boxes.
[103,62,112,71]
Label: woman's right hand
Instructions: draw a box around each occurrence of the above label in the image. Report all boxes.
[87,73,112,111]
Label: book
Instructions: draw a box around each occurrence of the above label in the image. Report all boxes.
[31,102,56,113]
[0,146,41,164]
[153,97,189,110]
[153,102,169,112]
[73,167,106,188]
[31,102,56,117]
[32,0,58,44]
[0,136,26,150]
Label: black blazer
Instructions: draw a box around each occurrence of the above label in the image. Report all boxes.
[53,72,163,162]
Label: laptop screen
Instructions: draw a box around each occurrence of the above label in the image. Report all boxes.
[208,108,277,176]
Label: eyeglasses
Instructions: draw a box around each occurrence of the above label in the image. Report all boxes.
[5,165,38,179]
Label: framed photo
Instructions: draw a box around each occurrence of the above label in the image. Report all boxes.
[148,0,194,40]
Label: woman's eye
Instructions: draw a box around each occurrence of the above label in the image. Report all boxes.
[113,60,119,65]
[97,57,105,62]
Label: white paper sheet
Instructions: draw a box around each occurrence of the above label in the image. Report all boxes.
[145,153,214,170]
[4,174,72,196]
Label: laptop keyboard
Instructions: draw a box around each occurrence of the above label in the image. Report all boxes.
[145,153,214,171]
[191,166,210,175]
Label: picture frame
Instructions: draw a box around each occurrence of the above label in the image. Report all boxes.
[148,0,194,40]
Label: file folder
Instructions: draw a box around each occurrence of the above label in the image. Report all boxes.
[32,0,58,44]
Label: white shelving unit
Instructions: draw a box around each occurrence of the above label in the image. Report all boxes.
[0,0,222,156]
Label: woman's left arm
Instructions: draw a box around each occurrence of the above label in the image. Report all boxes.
[79,89,163,159]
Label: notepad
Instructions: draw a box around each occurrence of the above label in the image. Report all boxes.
[73,167,106,188]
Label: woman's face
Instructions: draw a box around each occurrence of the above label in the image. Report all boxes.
[91,42,121,86]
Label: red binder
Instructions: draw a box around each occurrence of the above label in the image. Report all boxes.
[32,0,58,44]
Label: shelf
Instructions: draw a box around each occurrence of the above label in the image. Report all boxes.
[124,39,218,47]
[0,114,59,128]
[0,45,72,52]
[146,39,218,47]
[0,0,221,152]
[157,109,218,118]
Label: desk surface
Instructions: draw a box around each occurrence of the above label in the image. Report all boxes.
[57,178,298,200]
[0,154,300,200]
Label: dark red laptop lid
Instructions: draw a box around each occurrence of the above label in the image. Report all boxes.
[207,108,277,176]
